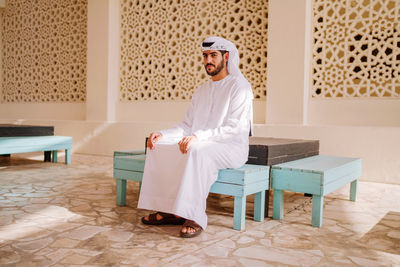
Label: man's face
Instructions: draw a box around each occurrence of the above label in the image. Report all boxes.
[203,50,225,76]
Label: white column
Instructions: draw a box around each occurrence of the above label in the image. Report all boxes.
[86,0,119,122]
[266,0,312,125]
[107,0,120,122]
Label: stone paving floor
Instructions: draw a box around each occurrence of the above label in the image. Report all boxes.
[0,153,399,266]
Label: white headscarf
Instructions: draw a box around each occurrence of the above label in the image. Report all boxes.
[201,36,254,136]
[201,36,247,81]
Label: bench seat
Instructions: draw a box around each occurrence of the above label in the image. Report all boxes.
[113,151,269,231]
[0,136,73,164]
[271,155,362,227]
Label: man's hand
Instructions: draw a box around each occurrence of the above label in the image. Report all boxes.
[147,132,163,150]
[178,135,198,154]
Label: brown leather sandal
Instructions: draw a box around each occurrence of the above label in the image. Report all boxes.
[141,212,185,225]
[180,220,203,238]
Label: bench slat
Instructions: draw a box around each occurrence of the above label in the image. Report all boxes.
[114,169,143,182]
[273,155,360,173]
[272,169,323,195]
[323,170,362,195]
[113,150,146,157]
[324,159,362,183]
[0,136,72,155]
[114,155,146,172]
[210,179,268,197]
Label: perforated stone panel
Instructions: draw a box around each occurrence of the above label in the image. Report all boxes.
[2,0,88,103]
[312,0,400,98]
[120,0,268,101]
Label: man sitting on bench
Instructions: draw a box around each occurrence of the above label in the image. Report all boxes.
[138,37,253,238]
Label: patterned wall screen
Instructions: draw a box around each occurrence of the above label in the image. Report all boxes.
[120,0,268,101]
[312,0,400,98]
[2,0,87,103]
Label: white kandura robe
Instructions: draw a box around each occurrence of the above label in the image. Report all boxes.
[137,74,253,230]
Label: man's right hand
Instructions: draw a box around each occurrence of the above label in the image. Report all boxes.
[147,132,163,150]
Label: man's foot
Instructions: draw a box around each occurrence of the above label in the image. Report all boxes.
[180,220,203,238]
[141,212,185,225]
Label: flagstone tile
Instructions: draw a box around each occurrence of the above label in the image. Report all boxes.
[0,245,21,265]
[0,215,13,226]
[101,230,133,242]
[58,225,110,240]
[348,256,383,266]
[44,248,73,262]
[61,253,92,264]
[233,246,323,266]
[50,238,81,248]
[13,237,54,252]
[237,235,255,244]
[239,258,274,267]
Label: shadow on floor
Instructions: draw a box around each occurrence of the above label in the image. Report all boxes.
[0,155,45,167]
[359,211,400,255]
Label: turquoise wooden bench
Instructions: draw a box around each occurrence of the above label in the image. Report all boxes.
[113,150,270,231]
[0,136,73,164]
[271,155,362,227]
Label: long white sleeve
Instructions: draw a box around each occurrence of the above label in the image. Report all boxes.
[193,84,252,142]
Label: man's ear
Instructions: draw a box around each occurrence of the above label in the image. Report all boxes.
[224,52,229,62]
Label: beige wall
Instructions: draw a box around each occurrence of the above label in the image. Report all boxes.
[0,0,399,185]
[117,101,266,124]
[1,117,398,185]
[254,124,400,185]
[307,99,400,127]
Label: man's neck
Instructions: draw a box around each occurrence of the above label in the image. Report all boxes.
[211,69,229,81]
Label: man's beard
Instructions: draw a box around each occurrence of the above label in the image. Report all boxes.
[205,58,225,76]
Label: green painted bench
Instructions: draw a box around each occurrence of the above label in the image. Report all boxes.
[271,155,362,227]
[0,136,73,164]
[113,150,270,231]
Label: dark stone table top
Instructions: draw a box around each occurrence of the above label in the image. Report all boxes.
[0,124,54,137]
[248,137,320,166]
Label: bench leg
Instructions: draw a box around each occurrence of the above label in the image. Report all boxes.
[65,149,71,164]
[52,150,58,163]
[350,179,358,202]
[264,189,270,218]
[312,195,324,227]
[233,196,246,231]
[116,179,127,206]
[272,189,284,220]
[254,190,265,222]
[264,168,272,218]
[44,151,51,162]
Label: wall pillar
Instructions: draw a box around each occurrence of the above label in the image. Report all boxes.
[86,0,119,122]
[266,0,312,125]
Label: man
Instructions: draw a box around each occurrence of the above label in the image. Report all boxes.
[138,36,253,238]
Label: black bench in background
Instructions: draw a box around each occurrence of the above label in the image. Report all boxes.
[0,124,54,162]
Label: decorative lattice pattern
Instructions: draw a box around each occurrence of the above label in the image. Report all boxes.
[2,0,87,103]
[120,0,268,101]
[312,0,400,98]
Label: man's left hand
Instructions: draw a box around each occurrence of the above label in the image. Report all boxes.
[178,135,198,154]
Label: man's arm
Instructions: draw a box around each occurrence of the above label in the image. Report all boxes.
[194,85,253,142]
[147,89,199,150]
